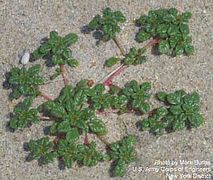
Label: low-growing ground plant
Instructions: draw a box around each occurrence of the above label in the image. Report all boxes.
[4,7,204,177]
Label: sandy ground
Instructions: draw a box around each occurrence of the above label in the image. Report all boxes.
[0,0,212,180]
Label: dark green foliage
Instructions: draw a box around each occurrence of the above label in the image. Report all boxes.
[27,137,56,164]
[57,139,78,168]
[109,85,121,95]
[88,7,126,41]
[77,141,105,166]
[123,47,147,66]
[40,83,108,137]
[135,8,194,56]
[57,139,105,168]
[5,7,204,178]
[105,47,147,67]
[139,90,204,135]
[105,57,120,67]
[109,135,137,177]
[121,80,151,113]
[32,31,79,67]
[9,96,39,129]
[104,47,147,68]
[8,65,44,99]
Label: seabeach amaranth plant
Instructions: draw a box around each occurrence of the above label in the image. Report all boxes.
[4,7,204,178]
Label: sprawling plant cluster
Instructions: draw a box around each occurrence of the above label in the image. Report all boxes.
[4,7,204,178]
[139,90,204,135]
[135,8,194,56]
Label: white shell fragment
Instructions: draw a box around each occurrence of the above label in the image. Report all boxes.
[20,50,30,65]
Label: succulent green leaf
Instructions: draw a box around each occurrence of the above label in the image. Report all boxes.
[159,40,170,54]
[105,57,120,67]
[89,118,107,135]
[66,128,79,142]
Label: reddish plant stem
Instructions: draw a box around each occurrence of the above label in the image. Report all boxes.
[144,37,161,49]
[84,133,90,146]
[103,37,161,86]
[39,91,54,101]
[96,110,108,116]
[53,132,66,144]
[103,65,127,86]
[60,64,69,86]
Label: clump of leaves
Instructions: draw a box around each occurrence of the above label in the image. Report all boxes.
[105,47,147,68]
[135,8,194,56]
[9,96,39,129]
[8,64,44,99]
[77,141,106,167]
[108,135,137,177]
[123,47,147,66]
[139,90,204,135]
[27,137,56,165]
[32,31,79,67]
[40,83,108,140]
[119,80,151,113]
[88,7,126,41]
[57,139,105,168]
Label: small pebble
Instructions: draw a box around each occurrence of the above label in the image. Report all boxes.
[20,50,30,65]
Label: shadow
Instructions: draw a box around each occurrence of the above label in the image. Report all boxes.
[81,25,104,45]
[151,44,161,56]
[43,54,55,67]
[108,161,118,177]
[43,126,51,135]
[5,119,15,133]
[80,25,92,34]
[2,71,12,90]
[23,142,30,151]
[58,158,66,170]
[135,121,142,130]
[30,37,55,67]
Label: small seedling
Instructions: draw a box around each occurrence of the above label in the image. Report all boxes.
[108,135,137,177]
[32,31,79,66]
[88,7,126,42]
[8,64,44,99]
[4,7,204,178]
[32,31,79,84]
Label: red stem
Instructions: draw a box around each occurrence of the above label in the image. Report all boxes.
[103,37,161,86]
[60,64,69,86]
[144,37,161,48]
[103,65,126,86]
[84,133,90,146]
